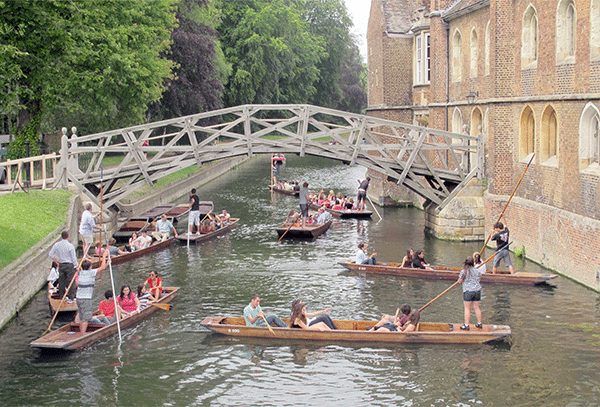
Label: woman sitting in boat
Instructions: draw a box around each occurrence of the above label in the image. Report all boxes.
[125,232,143,252]
[291,299,337,330]
[401,249,414,268]
[117,285,141,316]
[344,198,354,210]
[369,303,411,331]
[200,218,214,234]
[288,302,332,332]
[326,190,335,207]
[144,270,163,299]
[137,284,156,309]
[107,238,127,257]
[377,310,420,333]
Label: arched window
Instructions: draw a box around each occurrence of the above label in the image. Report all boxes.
[470,28,478,78]
[519,106,535,160]
[485,21,490,75]
[452,30,462,82]
[557,0,576,63]
[522,5,538,67]
[452,108,463,133]
[541,106,558,163]
[470,108,483,171]
[579,103,600,169]
[591,0,600,59]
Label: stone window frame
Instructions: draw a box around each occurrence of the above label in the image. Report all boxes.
[579,102,600,172]
[519,105,535,162]
[591,0,600,60]
[470,28,478,78]
[452,29,462,82]
[452,107,463,133]
[540,105,558,166]
[521,4,538,69]
[556,0,577,64]
[414,31,430,85]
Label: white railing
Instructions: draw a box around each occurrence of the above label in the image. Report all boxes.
[0,153,58,189]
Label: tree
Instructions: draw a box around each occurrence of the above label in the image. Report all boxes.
[217,0,325,107]
[300,0,367,113]
[0,0,177,155]
[148,0,231,121]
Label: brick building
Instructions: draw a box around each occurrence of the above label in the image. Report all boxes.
[367,0,600,291]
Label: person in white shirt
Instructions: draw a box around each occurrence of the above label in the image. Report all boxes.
[356,242,377,265]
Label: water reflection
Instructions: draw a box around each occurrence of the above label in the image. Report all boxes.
[1,155,600,405]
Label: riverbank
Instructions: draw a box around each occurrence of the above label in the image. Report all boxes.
[0,156,250,330]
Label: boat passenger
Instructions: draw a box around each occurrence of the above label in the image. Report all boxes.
[137,284,155,309]
[411,250,435,270]
[377,310,420,333]
[152,214,178,241]
[369,303,411,331]
[144,270,163,299]
[94,241,105,256]
[75,253,108,332]
[125,232,138,252]
[294,182,300,192]
[97,290,120,323]
[401,249,414,268]
[458,256,484,330]
[243,294,287,328]
[356,243,377,265]
[288,302,331,331]
[139,231,152,249]
[200,218,214,234]
[291,299,337,330]
[219,209,231,225]
[117,285,141,316]
[47,260,59,292]
[474,252,486,273]
[314,206,332,225]
[107,238,127,256]
[344,197,354,210]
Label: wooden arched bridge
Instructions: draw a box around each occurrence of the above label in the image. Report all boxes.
[55,104,483,212]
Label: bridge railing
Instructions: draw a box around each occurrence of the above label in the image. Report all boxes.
[55,104,482,210]
[0,153,58,189]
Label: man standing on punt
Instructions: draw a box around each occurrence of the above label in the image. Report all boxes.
[49,231,79,303]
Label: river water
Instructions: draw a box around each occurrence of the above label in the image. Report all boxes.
[1,155,599,406]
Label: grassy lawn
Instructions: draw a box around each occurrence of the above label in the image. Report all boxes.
[0,190,72,269]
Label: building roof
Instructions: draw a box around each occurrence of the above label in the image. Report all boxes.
[443,0,489,21]
[380,0,413,34]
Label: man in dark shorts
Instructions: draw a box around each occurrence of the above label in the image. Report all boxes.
[491,217,515,274]
[356,177,370,211]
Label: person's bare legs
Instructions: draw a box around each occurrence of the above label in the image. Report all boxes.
[473,302,482,326]
[463,301,471,326]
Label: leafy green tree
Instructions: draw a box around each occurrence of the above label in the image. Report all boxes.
[148,0,231,121]
[217,0,325,107]
[300,0,367,113]
[0,0,177,155]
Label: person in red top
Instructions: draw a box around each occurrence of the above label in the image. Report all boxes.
[117,285,140,316]
[97,290,121,323]
[144,270,163,300]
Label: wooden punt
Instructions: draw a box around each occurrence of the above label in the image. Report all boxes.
[139,204,175,220]
[176,218,239,243]
[163,203,190,222]
[270,185,299,197]
[85,238,174,268]
[338,261,558,285]
[48,291,78,313]
[275,219,332,240]
[200,316,511,344]
[113,218,150,240]
[31,287,179,351]
[308,202,372,219]
[197,201,214,216]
